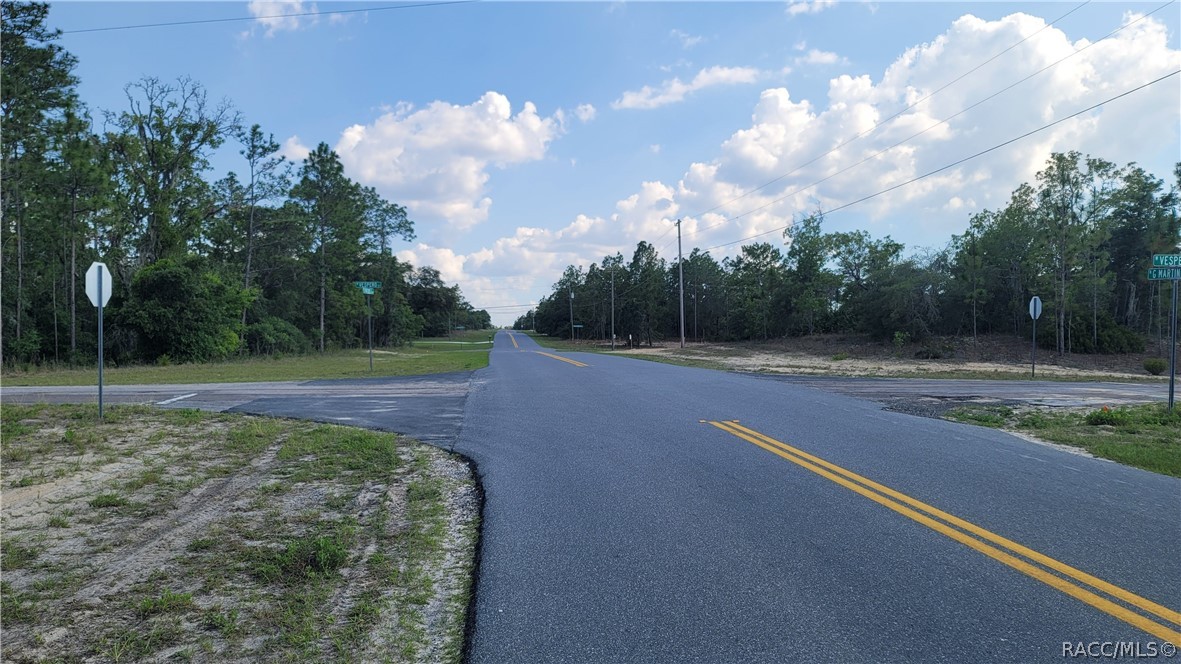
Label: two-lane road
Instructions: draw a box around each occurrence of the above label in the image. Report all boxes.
[2,331,1177,661]
[456,331,1179,662]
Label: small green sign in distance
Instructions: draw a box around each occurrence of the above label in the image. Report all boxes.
[1152,254,1181,267]
[1148,267,1181,281]
[362,287,374,295]
[353,280,382,289]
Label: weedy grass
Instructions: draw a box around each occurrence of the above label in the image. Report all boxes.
[947,403,1181,477]
[0,403,477,663]
[1,344,489,387]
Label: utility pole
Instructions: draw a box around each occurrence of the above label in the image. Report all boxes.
[693,283,697,344]
[569,289,575,341]
[677,218,686,349]
[610,267,616,351]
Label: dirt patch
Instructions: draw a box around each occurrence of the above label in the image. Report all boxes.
[1,404,477,663]
[609,333,1173,381]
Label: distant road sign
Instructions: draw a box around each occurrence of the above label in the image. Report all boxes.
[85,262,112,307]
[1152,254,1181,267]
[1148,267,1181,281]
[1028,296,1042,320]
[353,281,382,289]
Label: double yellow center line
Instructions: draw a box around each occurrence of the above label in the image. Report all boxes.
[507,333,520,349]
[534,351,588,367]
[707,419,1181,644]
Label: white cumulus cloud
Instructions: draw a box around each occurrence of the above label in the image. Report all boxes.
[334,92,563,230]
[244,0,317,37]
[612,66,762,110]
[787,0,837,17]
[575,103,597,123]
[396,11,1181,326]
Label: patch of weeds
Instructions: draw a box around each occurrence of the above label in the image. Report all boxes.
[947,405,1014,428]
[99,619,184,663]
[254,526,354,584]
[124,467,164,491]
[138,589,195,617]
[258,480,287,495]
[1085,406,1132,426]
[0,581,37,623]
[48,514,70,528]
[89,492,129,509]
[187,538,215,553]
[1,537,41,570]
[163,408,205,426]
[830,352,850,361]
[202,605,241,638]
[3,445,32,463]
[278,426,401,483]
[325,492,351,510]
[225,418,285,456]
[13,472,48,487]
[947,403,1180,477]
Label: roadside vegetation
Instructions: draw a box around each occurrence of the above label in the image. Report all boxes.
[946,403,1181,477]
[2,4,493,375]
[3,335,491,387]
[526,332,1173,383]
[0,404,478,663]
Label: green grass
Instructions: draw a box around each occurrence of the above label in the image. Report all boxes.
[948,403,1181,477]
[138,589,195,617]
[89,493,129,509]
[0,345,489,387]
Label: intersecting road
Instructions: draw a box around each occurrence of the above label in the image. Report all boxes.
[2,331,1178,662]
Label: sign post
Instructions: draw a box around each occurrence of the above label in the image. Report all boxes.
[353,281,381,372]
[1149,255,1180,411]
[1029,296,1042,380]
[86,262,113,419]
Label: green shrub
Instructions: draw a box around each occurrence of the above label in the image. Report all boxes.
[244,317,309,356]
[1085,406,1131,426]
[831,352,849,361]
[1144,358,1168,376]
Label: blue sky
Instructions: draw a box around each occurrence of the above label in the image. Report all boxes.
[50,1,1181,324]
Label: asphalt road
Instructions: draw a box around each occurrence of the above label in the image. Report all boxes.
[455,332,1180,662]
[2,336,1178,661]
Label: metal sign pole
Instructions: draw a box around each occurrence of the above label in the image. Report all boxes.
[368,292,374,373]
[1032,315,1036,380]
[96,265,103,415]
[1170,280,1177,412]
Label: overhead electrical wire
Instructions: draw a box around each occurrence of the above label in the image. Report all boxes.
[698,69,1180,253]
[61,0,476,35]
[669,0,1174,251]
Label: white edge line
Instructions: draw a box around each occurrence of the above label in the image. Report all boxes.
[157,392,198,406]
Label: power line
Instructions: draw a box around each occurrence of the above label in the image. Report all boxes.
[679,0,1174,244]
[680,0,1095,222]
[700,70,1180,253]
[61,0,477,35]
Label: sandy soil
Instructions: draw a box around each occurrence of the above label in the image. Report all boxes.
[1,406,476,663]
[609,333,1173,381]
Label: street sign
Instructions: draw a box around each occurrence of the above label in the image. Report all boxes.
[1028,296,1042,320]
[85,262,112,307]
[352,282,381,371]
[572,324,584,328]
[1148,267,1181,281]
[361,287,374,295]
[353,281,382,289]
[1152,254,1181,267]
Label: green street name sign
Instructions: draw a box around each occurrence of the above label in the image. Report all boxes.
[1148,267,1181,281]
[353,281,382,289]
[1153,254,1181,267]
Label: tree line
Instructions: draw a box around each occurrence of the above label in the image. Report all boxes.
[1,3,490,367]
[522,152,1180,355]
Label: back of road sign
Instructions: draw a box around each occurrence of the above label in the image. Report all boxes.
[86,262,112,307]
[1029,296,1042,320]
